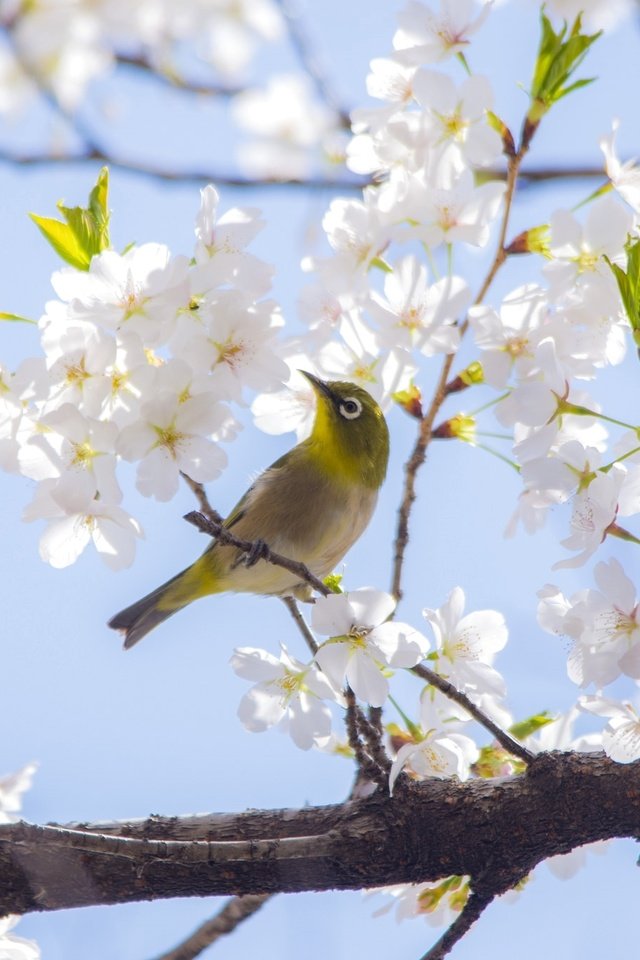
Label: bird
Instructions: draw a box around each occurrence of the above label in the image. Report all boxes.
[108,371,390,649]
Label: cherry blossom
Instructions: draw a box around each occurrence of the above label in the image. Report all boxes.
[538,559,640,687]
[412,71,501,170]
[579,696,640,763]
[554,465,625,570]
[52,244,190,344]
[468,284,548,388]
[600,120,640,213]
[543,197,632,311]
[393,0,492,64]
[423,586,508,698]
[368,255,468,356]
[230,645,343,750]
[117,365,230,501]
[0,914,41,960]
[24,481,143,570]
[313,590,430,707]
[0,763,37,824]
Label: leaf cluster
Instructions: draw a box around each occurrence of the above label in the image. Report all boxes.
[523,12,600,146]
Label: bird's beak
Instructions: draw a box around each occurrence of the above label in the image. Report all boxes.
[299,370,334,401]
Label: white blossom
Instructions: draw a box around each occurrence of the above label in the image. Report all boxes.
[423,586,508,698]
[230,645,342,750]
[313,589,429,708]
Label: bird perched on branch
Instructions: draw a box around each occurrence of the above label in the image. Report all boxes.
[108,371,390,649]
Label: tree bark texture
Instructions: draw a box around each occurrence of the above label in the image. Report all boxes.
[1,751,639,915]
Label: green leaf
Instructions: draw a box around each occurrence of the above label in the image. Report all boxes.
[29,214,92,270]
[57,205,104,261]
[30,166,111,270]
[0,311,36,324]
[524,12,600,145]
[509,711,555,741]
[606,238,640,338]
[323,573,344,594]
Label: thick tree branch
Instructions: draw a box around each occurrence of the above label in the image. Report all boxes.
[1,751,639,915]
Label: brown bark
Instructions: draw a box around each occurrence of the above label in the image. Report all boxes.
[1,751,638,916]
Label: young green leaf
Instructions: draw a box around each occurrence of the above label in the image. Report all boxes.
[30,166,111,270]
[29,214,92,270]
[523,12,601,149]
[607,238,640,349]
[509,711,555,741]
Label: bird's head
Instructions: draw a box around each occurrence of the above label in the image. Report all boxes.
[300,371,390,489]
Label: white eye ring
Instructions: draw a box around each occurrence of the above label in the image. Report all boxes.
[339,397,363,420]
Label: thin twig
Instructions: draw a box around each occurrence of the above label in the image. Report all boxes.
[356,708,391,775]
[180,473,222,521]
[418,889,495,960]
[115,52,243,98]
[281,595,318,655]
[275,0,352,128]
[0,145,608,191]
[184,509,330,597]
[345,687,384,784]
[390,140,528,603]
[0,149,367,189]
[411,663,533,764]
[149,894,270,960]
[282,597,389,781]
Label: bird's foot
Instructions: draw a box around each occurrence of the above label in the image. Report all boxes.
[244,538,270,567]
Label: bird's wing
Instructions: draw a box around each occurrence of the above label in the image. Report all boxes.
[221,449,292,531]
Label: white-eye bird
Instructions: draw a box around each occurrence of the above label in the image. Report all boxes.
[108,371,390,649]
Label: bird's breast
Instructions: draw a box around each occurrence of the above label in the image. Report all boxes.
[220,467,378,596]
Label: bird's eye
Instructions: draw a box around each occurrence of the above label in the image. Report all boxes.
[339,397,363,420]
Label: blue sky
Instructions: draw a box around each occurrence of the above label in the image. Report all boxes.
[1,1,640,957]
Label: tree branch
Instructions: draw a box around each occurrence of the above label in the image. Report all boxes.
[149,895,271,960]
[411,663,534,765]
[390,136,529,603]
[1,752,639,915]
[275,0,352,128]
[115,53,244,98]
[418,888,496,960]
[0,149,368,190]
[183,509,330,597]
[180,474,222,522]
[0,148,608,191]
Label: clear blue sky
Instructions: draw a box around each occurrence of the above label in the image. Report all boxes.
[1,1,640,957]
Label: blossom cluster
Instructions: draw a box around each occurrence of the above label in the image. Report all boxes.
[0,0,283,111]
[230,585,509,798]
[1,185,289,568]
[0,3,343,179]
[4,0,640,939]
[250,0,510,438]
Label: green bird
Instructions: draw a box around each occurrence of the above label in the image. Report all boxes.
[108,372,390,649]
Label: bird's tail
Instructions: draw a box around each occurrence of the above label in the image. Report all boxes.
[108,558,218,649]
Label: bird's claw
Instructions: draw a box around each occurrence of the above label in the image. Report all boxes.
[244,538,269,567]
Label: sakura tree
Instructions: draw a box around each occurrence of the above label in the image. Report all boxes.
[1,1,640,958]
